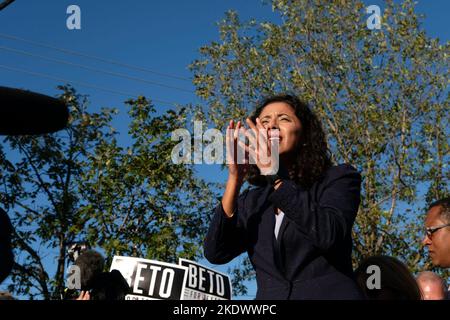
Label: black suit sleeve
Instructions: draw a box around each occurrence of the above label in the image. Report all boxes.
[268,164,361,251]
[203,190,249,264]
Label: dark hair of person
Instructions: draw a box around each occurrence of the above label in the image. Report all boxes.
[354,255,422,300]
[74,250,105,289]
[247,94,332,188]
[428,197,450,223]
[73,251,130,300]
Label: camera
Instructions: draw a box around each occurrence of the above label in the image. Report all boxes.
[67,242,90,263]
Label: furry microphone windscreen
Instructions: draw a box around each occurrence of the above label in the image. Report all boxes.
[74,250,105,290]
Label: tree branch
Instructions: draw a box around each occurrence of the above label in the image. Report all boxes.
[12,262,50,300]
[17,143,60,215]
[11,229,50,299]
[15,201,43,217]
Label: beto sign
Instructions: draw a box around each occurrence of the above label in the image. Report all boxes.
[110,256,188,300]
[179,258,232,300]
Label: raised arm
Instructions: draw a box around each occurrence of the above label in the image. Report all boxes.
[204,119,250,264]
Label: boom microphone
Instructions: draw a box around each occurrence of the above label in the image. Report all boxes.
[0,86,69,135]
[75,250,105,290]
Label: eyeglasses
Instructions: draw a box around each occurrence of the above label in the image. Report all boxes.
[425,223,450,239]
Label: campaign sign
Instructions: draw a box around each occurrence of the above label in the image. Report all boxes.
[179,258,232,300]
[110,256,188,300]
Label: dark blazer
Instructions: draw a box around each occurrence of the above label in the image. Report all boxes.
[204,164,363,300]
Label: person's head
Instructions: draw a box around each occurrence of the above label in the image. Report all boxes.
[74,250,105,290]
[0,208,14,284]
[422,197,450,268]
[416,271,446,300]
[248,94,332,188]
[354,255,422,300]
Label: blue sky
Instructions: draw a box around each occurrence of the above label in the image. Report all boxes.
[0,0,449,299]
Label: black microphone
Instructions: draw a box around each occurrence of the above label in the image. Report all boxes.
[0,86,69,135]
[0,87,69,285]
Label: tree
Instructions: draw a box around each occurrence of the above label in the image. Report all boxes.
[0,85,116,299]
[79,96,216,266]
[0,86,216,299]
[190,0,449,294]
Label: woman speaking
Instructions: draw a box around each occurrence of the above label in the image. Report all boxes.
[204,94,363,299]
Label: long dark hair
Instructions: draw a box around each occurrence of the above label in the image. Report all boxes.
[354,255,422,300]
[247,94,332,188]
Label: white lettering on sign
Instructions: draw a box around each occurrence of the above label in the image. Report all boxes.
[148,265,161,296]
[183,262,227,297]
[134,263,146,294]
[198,267,206,291]
[216,274,225,296]
[160,269,175,298]
[188,264,197,287]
